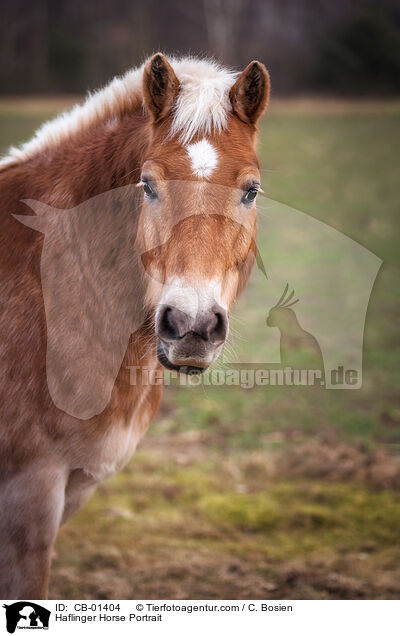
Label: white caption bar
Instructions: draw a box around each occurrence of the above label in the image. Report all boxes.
[1,600,398,635]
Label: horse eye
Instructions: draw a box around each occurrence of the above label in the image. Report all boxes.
[140,177,157,199]
[143,182,157,199]
[242,187,259,204]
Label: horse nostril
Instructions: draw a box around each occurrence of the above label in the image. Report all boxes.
[204,306,228,344]
[156,305,190,341]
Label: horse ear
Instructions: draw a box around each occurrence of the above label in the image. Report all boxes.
[230,61,270,126]
[143,53,180,122]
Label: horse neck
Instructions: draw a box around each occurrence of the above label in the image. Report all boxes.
[1,112,159,374]
[20,111,150,207]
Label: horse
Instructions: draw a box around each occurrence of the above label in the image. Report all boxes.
[0,53,269,599]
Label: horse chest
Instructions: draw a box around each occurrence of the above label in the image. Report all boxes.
[77,383,161,483]
[87,421,141,482]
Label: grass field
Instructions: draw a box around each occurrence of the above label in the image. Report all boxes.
[1,98,399,599]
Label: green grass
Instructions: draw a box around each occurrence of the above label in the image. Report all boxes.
[1,98,399,599]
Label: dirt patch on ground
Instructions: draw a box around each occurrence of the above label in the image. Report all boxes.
[143,429,400,490]
[273,436,400,490]
[51,538,400,600]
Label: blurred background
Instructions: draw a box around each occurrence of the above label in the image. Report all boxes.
[1,0,400,95]
[0,0,399,599]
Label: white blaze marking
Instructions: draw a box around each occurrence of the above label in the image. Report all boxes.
[186,139,218,178]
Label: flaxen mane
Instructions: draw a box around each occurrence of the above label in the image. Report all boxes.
[0,57,238,168]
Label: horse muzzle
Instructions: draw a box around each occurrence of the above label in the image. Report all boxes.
[155,304,228,374]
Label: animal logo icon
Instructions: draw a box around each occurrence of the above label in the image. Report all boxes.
[2,602,50,633]
[266,283,324,374]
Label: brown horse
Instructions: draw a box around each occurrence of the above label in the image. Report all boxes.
[0,53,269,598]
